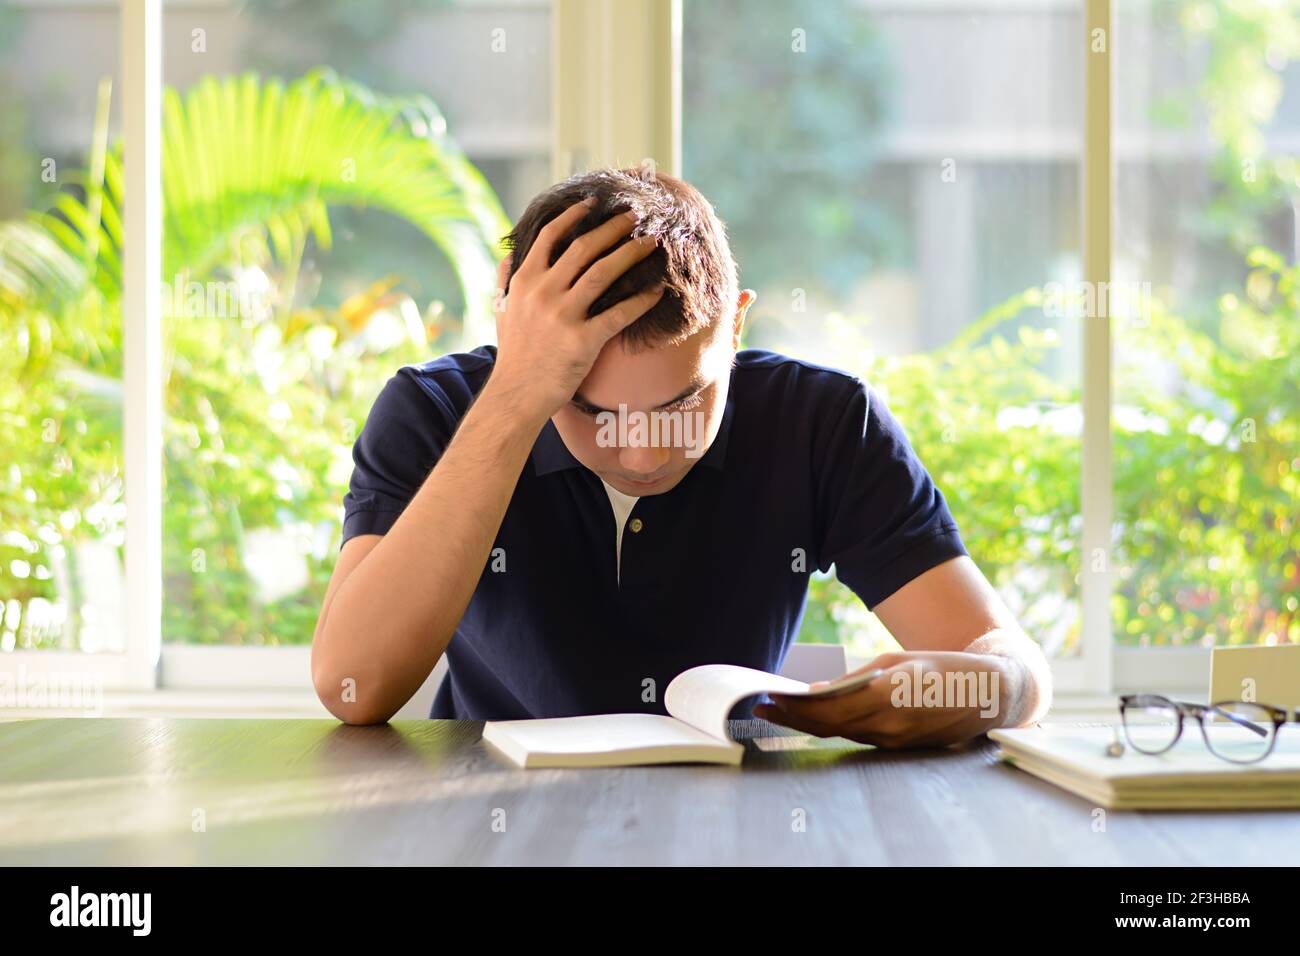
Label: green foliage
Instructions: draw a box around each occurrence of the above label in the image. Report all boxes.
[1,13,1296,657]
[795,0,1300,657]
[776,296,1082,659]
[788,275,1298,657]
[159,301,436,645]
[1112,251,1299,646]
[682,0,896,299]
[3,70,507,374]
[1155,0,1300,253]
[0,71,509,648]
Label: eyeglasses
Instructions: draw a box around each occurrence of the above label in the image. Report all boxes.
[1118,694,1298,765]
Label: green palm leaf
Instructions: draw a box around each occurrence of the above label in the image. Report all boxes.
[1,68,510,376]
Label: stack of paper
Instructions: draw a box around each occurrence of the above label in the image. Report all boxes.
[989,724,1300,809]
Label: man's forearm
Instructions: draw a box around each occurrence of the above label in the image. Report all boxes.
[964,628,1054,728]
[313,379,549,723]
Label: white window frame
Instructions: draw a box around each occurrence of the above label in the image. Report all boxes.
[4,0,161,691]
[7,0,1211,696]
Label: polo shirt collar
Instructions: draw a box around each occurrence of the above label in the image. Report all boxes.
[530,379,735,477]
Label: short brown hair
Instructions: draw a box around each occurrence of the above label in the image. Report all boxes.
[501,166,739,350]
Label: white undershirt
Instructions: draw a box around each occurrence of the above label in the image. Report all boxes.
[600,478,640,584]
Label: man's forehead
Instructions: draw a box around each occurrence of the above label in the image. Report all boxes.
[578,323,731,409]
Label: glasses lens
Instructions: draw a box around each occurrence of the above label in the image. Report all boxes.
[1122,696,1181,754]
[1203,702,1276,764]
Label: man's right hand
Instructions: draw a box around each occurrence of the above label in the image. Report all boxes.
[486,198,666,421]
[312,198,665,724]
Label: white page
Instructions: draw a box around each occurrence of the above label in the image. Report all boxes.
[484,712,727,755]
[664,664,815,741]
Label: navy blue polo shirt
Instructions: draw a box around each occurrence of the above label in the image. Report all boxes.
[341,346,968,720]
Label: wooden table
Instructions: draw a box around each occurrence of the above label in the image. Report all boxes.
[2,718,1296,865]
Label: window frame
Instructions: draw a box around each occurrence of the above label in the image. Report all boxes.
[8,0,1213,696]
[4,0,161,691]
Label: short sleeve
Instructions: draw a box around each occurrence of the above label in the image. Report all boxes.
[814,379,968,609]
[340,370,455,548]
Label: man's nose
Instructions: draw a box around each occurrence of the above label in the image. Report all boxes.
[618,442,670,476]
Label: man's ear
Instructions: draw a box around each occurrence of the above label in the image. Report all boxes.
[733,289,757,348]
[495,252,513,305]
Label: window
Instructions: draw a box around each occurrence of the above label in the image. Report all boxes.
[1114,0,1300,653]
[3,0,1288,696]
[156,0,552,649]
[0,1,127,659]
[683,0,1084,665]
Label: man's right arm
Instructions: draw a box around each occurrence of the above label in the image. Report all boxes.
[311,197,664,724]
[310,380,550,724]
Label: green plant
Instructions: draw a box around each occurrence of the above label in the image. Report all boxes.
[682,0,895,302]
[791,0,1300,658]
[783,271,1298,658]
[3,3,1296,657]
[0,70,509,648]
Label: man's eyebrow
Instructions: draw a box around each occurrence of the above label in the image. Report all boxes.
[572,377,709,414]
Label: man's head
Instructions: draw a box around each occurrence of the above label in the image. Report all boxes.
[503,166,755,497]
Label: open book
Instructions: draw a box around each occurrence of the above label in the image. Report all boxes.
[480,663,880,769]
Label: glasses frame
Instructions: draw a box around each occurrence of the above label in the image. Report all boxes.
[1118,694,1297,765]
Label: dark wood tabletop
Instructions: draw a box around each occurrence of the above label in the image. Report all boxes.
[2,717,1296,865]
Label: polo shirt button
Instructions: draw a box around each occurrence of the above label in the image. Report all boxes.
[629,518,644,533]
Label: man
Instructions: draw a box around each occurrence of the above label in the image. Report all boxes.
[311,167,1051,746]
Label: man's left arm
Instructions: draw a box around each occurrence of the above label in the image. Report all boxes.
[757,557,1052,746]
[871,554,1052,731]
[755,378,1051,748]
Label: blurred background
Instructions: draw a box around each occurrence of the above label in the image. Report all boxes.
[0,0,1295,689]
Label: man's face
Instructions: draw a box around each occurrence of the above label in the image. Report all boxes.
[552,293,752,496]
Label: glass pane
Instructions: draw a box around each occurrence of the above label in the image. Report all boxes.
[160,0,551,644]
[684,0,1082,660]
[0,2,125,653]
[1115,0,1300,649]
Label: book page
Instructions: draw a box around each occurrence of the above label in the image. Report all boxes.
[664,664,813,741]
[484,712,727,755]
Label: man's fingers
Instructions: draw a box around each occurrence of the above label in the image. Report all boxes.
[769,671,896,723]
[759,700,906,748]
[755,702,846,740]
[584,284,665,347]
[518,197,595,279]
[567,233,660,313]
[548,209,639,291]
[770,693,886,729]
[783,657,920,717]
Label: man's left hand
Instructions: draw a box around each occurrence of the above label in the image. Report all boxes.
[753,651,1016,749]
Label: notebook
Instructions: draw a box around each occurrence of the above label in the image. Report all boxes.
[480,663,881,768]
[990,723,1300,809]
